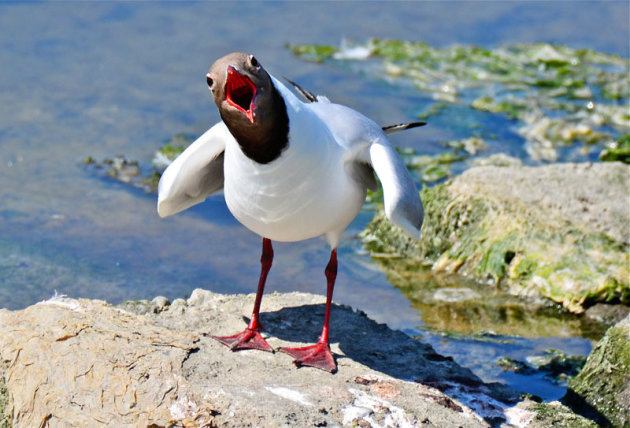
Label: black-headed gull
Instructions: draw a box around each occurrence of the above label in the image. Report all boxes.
[158,52,424,373]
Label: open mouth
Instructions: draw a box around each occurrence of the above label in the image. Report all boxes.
[225,66,257,123]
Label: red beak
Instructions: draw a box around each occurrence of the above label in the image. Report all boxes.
[225,66,257,123]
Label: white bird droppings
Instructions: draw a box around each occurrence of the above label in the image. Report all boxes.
[265,386,314,407]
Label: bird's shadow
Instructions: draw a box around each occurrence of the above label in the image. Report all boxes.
[254,302,522,427]
[258,303,478,381]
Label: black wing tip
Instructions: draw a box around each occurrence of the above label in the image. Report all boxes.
[382,121,427,134]
[283,76,318,103]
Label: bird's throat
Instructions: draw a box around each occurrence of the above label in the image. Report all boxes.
[223,84,289,165]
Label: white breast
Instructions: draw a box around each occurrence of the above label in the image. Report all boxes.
[223,105,365,247]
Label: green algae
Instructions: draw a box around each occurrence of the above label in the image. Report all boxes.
[286,43,337,63]
[404,150,468,183]
[151,132,194,172]
[528,401,597,428]
[600,133,630,164]
[496,356,534,374]
[361,163,630,315]
[362,188,613,337]
[290,39,630,162]
[567,317,630,427]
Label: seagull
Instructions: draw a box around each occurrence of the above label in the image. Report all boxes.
[157,52,424,373]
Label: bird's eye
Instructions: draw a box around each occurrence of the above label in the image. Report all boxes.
[206,74,214,88]
[249,55,260,68]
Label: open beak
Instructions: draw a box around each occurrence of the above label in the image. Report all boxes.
[225,66,257,123]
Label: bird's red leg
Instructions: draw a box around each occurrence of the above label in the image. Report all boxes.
[210,238,274,352]
[279,249,338,373]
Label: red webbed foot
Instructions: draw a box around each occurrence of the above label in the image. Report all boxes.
[279,342,337,373]
[209,328,273,352]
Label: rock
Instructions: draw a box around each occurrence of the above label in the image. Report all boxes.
[470,153,523,168]
[496,349,587,385]
[84,154,159,193]
[84,133,194,195]
[118,295,171,315]
[513,400,598,428]
[0,290,543,427]
[584,303,630,326]
[565,314,630,427]
[362,162,630,314]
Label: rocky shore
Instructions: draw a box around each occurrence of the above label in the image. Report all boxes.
[0,289,609,428]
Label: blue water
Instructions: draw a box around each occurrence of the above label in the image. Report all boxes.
[0,2,627,401]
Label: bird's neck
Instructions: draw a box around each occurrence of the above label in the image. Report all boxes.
[222,85,289,165]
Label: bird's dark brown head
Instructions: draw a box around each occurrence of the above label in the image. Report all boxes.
[207,52,271,125]
[206,53,288,164]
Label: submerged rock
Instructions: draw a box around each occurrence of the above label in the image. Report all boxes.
[362,162,630,314]
[0,290,544,427]
[565,314,630,427]
[83,133,193,194]
[496,349,587,387]
[83,154,159,193]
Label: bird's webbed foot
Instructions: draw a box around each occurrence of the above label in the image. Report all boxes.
[279,341,337,373]
[209,327,273,353]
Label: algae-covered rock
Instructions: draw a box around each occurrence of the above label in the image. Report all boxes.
[84,154,159,193]
[362,162,630,314]
[600,133,630,164]
[523,400,598,428]
[496,349,587,386]
[84,133,193,194]
[566,314,630,427]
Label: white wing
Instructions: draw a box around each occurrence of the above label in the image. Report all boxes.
[305,100,424,240]
[368,138,424,239]
[157,122,231,218]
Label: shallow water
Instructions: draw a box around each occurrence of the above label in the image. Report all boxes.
[0,2,628,401]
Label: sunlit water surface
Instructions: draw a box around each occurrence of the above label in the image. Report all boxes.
[0,2,627,401]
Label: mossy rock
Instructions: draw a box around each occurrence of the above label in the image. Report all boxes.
[566,315,630,427]
[527,401,598,427]
[0,361,9,428]
[362,162,630,314]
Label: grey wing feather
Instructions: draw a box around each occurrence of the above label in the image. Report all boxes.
[349,162,378,191]
[308,101,424,239]
[285,78,427,136]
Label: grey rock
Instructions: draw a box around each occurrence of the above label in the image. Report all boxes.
[0,290,539,427]
[151,295,171,312]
